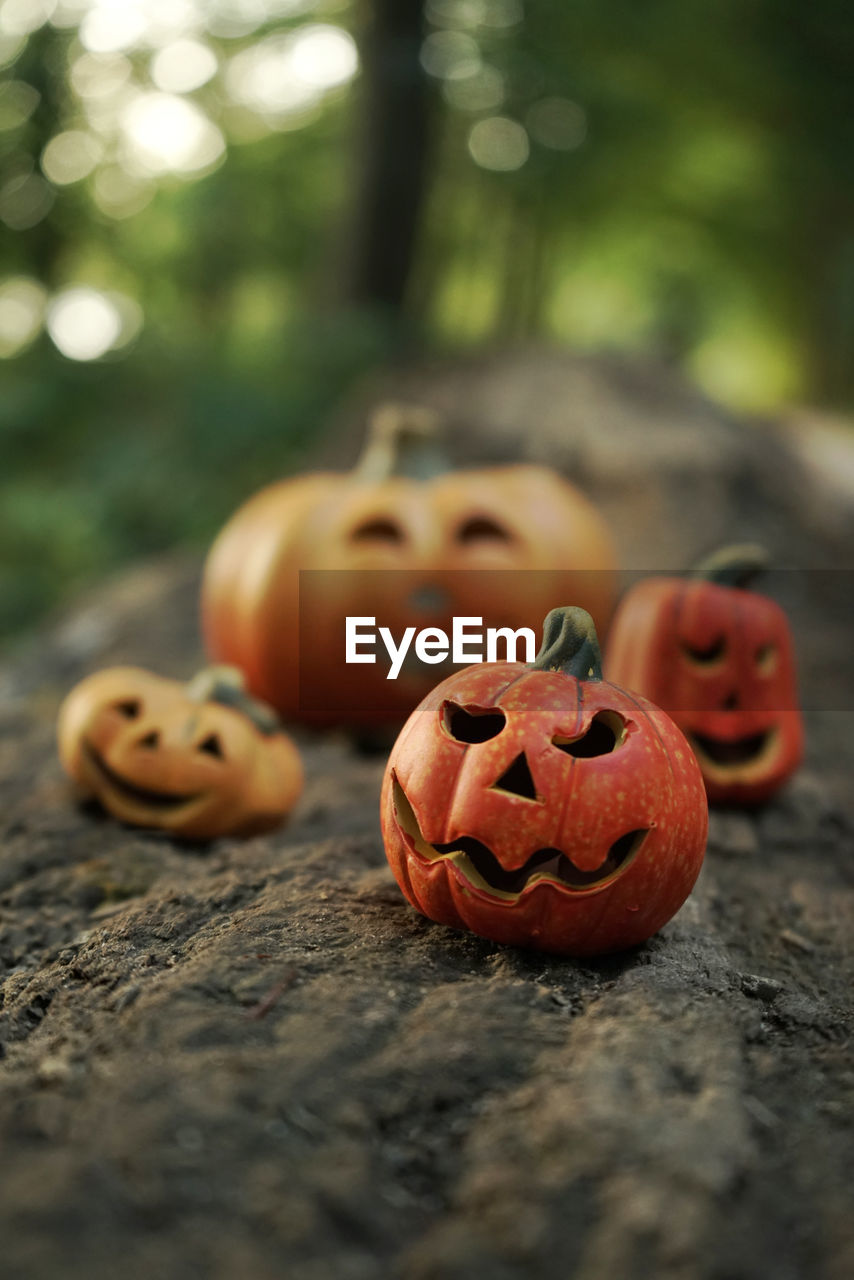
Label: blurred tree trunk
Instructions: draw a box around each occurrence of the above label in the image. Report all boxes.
[341,0,435,314]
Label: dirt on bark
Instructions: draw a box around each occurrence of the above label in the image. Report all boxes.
[1,352,852,1280]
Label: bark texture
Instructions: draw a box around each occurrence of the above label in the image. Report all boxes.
[341,0,434,311]
[1,351,852,1280]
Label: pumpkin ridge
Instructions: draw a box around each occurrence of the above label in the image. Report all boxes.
[618,686,677,785]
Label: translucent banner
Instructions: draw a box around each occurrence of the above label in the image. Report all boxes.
[284,569,854,725]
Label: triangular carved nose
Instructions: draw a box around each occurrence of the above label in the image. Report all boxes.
[722,691,739,710]
[492,752,540,801]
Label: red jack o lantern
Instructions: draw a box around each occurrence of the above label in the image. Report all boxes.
[605,546,804,805]
[380,607,708,956]
[58,665,303,839]
[201,404,618,729]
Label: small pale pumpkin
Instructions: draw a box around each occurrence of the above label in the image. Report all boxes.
[57,665,303,839]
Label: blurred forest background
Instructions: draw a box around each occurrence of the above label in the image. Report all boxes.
[1,0,852,640]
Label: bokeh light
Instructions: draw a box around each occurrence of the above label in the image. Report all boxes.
[150,38,218,94]
[70,51,133,100]
[49,0,91,29]
[420,31,481,81]
[480,0,523,27]
[0,79,40,131]
[0,32,25,66]
[0,169,55,229]
[426,0,522,29]
[443,64,504,113]
[426,0,486,28]
[41,130,103,184]
[206,0,321,40]
[468,116,529,171]
[288,23,357,88]
[91,164,153,218]
[119,91,225,176]
[226,24,357,124]
[76,0,203,54]
[691,330,801,413]
[206,0,269,39]
[78,3,150,54]
[0,276,47,357]
[45,285,142,360]
[0,0,56,37]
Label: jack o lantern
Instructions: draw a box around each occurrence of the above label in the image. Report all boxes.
[380,607,708,956]
[201,403,618,729]
[57,665,303,839]
[604,545,804,805]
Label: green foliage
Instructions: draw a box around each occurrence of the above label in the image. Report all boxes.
[416,0,854,406]
[1,0,852,641]
[0,313,392,637]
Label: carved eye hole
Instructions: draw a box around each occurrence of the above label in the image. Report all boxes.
[443,702,506,743]
[755,643,778,675]
[554,711,626,758]
[351,518,404,544]
[682,637,726,665]
[198,733,224,759]
[457,516,512,545]
[114,699,141,719]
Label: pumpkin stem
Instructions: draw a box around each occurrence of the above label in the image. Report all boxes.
[689,544,770,588]
[186,666,281,735]
[354,403,449,482]
[532,607,603,681]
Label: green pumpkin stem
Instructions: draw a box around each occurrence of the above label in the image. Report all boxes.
[689,544,770,588]
[354,403,449,482]
[532,607,603,681]
[186,666,281,735]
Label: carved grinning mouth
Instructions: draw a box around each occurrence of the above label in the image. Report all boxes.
[83,741,202,811]
[392,776,647,900]
[689,729,775,768]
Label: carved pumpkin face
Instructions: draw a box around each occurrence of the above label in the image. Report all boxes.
[380,608,708,956]
[605,547,803,805]
[202,404,617,728]
[57,666,303,839]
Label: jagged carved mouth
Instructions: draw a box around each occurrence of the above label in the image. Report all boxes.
[83,741,202,811]
[689,729,775,769]
[392,775,647,900]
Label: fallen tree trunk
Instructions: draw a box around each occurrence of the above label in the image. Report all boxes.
[1,352,852,1280]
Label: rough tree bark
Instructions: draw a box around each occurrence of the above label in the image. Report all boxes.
[340,0,435,312]
[0,352,852,1280]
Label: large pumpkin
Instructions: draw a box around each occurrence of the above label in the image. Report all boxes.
[604,546,804,805]
[380,607,708,956]
[57,665,303,839]
[201,404,617,729]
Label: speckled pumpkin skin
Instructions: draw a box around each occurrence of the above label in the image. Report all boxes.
[380,662,708,956]
[57,667,303,840]
[605,577,804,805]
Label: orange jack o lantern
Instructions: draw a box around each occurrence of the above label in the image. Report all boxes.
[201,404,618,729]
[381,607,708,956]
[605,546,804,805]
[57,665,303,839]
